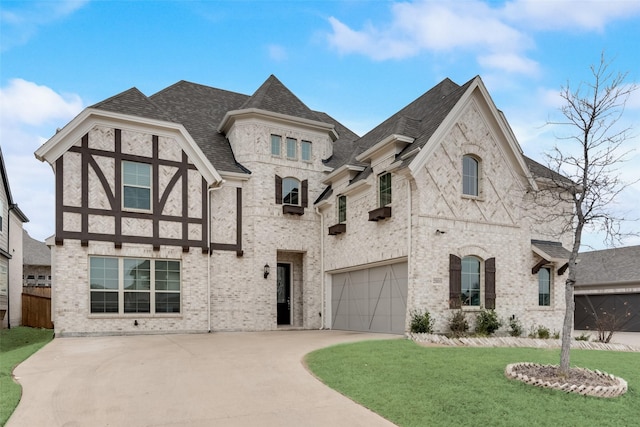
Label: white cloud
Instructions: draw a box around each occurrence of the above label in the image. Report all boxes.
[0,78,83,127]
[0,79,84,241]
[0,0,89,51]
[325,0,640,75]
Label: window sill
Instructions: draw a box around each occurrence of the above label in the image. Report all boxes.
[283,205,304,215]
[461,194,484,202]
[88,313,183,319]
[328,223,346,235]
[368,206,392,221]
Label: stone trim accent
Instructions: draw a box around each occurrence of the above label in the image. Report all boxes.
[504,363,628,398]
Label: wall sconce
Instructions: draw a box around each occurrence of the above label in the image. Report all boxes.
[436,229,446,235]
[263,263,270,279]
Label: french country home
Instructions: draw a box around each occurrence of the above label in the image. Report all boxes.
[35,75,573,337]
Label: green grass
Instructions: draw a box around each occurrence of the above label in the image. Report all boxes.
[0,327,53,426]
[306,339,640,427]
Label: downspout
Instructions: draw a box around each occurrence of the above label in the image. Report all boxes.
[315,207,324,329]
[207,182,225,333]
[5,208,10,329]
[406,179,412,323]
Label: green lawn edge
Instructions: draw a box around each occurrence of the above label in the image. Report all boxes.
[306,339,640,427]
[0,327,54,426]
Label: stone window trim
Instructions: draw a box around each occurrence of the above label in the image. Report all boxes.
[89,256,181,316]
[275,175,308,215]
[462,154,481,198]
[449,254,495,309]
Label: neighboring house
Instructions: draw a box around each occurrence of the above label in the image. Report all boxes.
[35,75,573,337]
[575,246,640,332]
[0,147,29,328]
[23,229,52,287]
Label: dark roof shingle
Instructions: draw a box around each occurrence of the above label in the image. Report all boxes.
[576,246,640,286]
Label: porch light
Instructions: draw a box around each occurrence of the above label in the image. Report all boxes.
[264,263,270,279]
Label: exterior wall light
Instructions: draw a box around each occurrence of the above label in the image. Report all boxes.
[436,229,446,235]
[264,263,270,279]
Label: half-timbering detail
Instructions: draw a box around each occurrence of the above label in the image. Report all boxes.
[55,128,208,250]
[210,187,243,255]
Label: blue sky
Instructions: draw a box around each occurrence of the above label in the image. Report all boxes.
[1,0,639,249]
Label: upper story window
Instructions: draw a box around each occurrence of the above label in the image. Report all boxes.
[286,137,297,159]
[338,195,347,223]
[462,155,479,196]
[0,198,4,232]
[271,135,282,156]
[461,256,481,306]
[538,267,551,306]
[301,140,312,162]
[282,177,300,206]
[379,173,392,207]
[123,161,151,211]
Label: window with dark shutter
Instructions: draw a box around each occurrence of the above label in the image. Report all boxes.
[275,175,282,204]
[301,180,308,208]
[485,257,496,309]
[449,254,462,309]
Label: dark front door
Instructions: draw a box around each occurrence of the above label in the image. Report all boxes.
[277,263,291,325]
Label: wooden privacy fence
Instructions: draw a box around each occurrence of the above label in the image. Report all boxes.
[22,286,53,329]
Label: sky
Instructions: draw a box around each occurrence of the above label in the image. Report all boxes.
[1,0,639,250]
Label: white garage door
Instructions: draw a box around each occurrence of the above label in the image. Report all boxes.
[331,262,408,334]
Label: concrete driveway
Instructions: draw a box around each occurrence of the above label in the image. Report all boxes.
[8,330,399,427]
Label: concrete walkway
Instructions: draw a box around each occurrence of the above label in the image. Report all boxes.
[8,330,399,427]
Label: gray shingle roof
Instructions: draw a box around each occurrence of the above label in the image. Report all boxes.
[576,246,640,286]
[23,229,51,266]
[523,156,574,186]
[90,88,172,122]
[531,239,572,261]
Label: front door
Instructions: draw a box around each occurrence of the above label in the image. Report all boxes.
[277,263,291,325]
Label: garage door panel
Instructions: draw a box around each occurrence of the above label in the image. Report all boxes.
[575,293,640,332]
[331,262,408,334]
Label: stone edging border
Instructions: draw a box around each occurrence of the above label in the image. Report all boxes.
[504,362,628,398]
[408,333,640,352]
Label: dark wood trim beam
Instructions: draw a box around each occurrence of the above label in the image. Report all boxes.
[531,258,548,275]
[328,223,346,235]
[283,205,304,215]
[558,263,569,276]
[368,206,392,221]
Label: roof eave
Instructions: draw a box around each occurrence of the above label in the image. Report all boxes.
[355,134,414,163]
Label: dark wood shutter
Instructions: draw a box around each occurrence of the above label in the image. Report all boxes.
[485,257,496,309]
[301,180,308,208]
[449,254,462,309]
[275,175,282,204]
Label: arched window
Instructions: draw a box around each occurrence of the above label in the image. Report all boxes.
[538,267,551,306]
[282,178,300,206]
[462,155,479,196]
[461,256,481,306]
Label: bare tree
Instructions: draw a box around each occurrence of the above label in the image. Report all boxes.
[535,53,638,376]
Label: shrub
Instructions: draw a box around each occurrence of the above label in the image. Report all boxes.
[449,310,469,337]
[552,330,560,339]
[508,316,523,337]
[537,325,550,339]
[409,310,434,334]
[575,332,590,341]
[475,309,502,336]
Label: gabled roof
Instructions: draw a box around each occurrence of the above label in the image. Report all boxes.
[23,229,50,267]
[150,81,250,175]
[523,156,575,186]
[90,87,172,122]
[576,246,640,287]
[238,75,322,122]
[0,147,28,223]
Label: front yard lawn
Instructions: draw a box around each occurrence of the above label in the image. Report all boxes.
[0,327,53,426]
[306,339,639,427]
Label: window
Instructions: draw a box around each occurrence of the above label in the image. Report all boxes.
[286,137,297,159]
[301,140,312,161]
[379,173,392,207]
[282,178,300,205]
[461,256,481,306]
[90,257,181,314]
[338,195,347,223]
[271,134,281,156]
[0,265,7,298]
[539,267,551,306]
[0,199,3,232]
[462,155,479,196]
[123,161,151,210]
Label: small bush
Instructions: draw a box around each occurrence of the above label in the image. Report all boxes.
[449,310,469,337]
[527,325,551,339]
[409,310,434,334]
[552,330,560,339]
[508,316,523,337]
[575,332,590,341]
[475,309,502,336]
